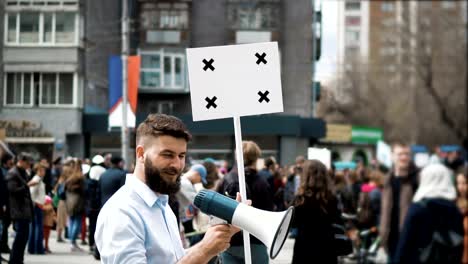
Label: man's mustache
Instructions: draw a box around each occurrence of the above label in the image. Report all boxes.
[160,167,180,175]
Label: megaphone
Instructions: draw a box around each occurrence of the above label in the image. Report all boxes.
[194,190,294,259]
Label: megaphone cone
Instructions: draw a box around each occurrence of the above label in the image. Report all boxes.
[194,190,294,259]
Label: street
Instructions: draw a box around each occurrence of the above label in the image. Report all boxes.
[1,230,295,264]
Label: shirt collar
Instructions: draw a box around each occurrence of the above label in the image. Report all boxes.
[125,174,168,208]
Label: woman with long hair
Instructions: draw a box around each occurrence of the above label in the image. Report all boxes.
[291,159,340,264]
[54,161,74,242]
[65,160,86,251]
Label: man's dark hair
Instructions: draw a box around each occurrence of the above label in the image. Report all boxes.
[136,114,192,145]
[111,156,123,166]
[1,152,13,166]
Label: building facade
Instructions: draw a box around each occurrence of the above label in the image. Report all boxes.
[1,0,325,166]
[0,0,85,160]
[85,0,325,166]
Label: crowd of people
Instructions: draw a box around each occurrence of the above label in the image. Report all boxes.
[0,113,467,264]
[0,151,127,263]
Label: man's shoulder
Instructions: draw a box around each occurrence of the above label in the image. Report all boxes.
[100,184,136,213]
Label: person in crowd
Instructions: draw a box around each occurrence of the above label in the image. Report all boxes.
[456,168,468,263]
[65,162,86,251]
[103,154,112,169]
[95,114,239,263]
[394,164,463,263]
[72,159,88,246]
[380,142,419,261]
[28,163,47,255]
[203,159,220,189]
[6,153,34,264]
[86,158,105,257]
[42,195,55,254]
[0,152,8,262]
[192,160,219,244]
[39,158,53,196]
[291,159,340,264]
[99,156,125,207]
[345,169,361,215]
[177,164,208,246]
[216,140,274,264]
[258,156,276,193]
[50,157,62,190]
[1,153,14,255]
[54,161,73,243]
[272,166,286,211]
[177,164,207,218]
[357,170,384,229]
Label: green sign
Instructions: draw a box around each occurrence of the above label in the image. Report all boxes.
[351,126,383,144]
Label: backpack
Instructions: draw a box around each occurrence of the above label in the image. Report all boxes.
[418,200,463,263]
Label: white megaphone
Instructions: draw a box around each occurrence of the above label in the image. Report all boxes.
[194,190,294,259]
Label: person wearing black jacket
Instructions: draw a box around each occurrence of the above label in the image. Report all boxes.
[6,153,34,264]
[291,160,341,264]
[216,141,274,264]
[0,156,7,256]
[1,153,13,254]
[394,164,463,264]
[99,157,126,207]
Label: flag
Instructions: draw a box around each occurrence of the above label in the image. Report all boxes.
[108,55,140,128]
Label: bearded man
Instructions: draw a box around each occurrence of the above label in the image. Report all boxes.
[95,114,239,263]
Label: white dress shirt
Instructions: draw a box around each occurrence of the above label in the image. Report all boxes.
[95,174,185,263]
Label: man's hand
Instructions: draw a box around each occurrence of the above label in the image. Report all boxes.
[178,223,240,263]
[198,224,239,257]
[178,192,251,263]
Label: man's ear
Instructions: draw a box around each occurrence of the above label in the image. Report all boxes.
[136,145,145,164]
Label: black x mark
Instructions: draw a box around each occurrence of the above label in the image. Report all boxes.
[258,91,270,103]
[205,96,217,109]
[203,58,215,71]
[255,52,267,65]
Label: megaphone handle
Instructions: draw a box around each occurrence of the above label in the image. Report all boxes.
[233,116,252,264]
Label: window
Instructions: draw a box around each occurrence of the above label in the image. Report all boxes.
[141,8,189,29]
[345,16,361,26]
[140,50,185,90]
[55,12,75,43]
[4,73,33,106]
[228,2,279,30]
[4,72,75,107]
[7,12,17,42]
[381,2,395,12]
[19,12,40,43]
[345,1,360,11]
[5,12,77,45]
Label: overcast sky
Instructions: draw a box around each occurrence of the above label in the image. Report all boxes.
[315,0,338,83]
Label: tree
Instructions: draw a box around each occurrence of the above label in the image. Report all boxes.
[318,2,467,147]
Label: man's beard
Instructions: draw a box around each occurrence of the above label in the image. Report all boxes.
[144,157,181,195]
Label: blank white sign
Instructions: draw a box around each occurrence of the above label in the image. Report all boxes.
[186,42,283,121]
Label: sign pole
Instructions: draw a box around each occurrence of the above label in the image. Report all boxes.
[233,116,252,264]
